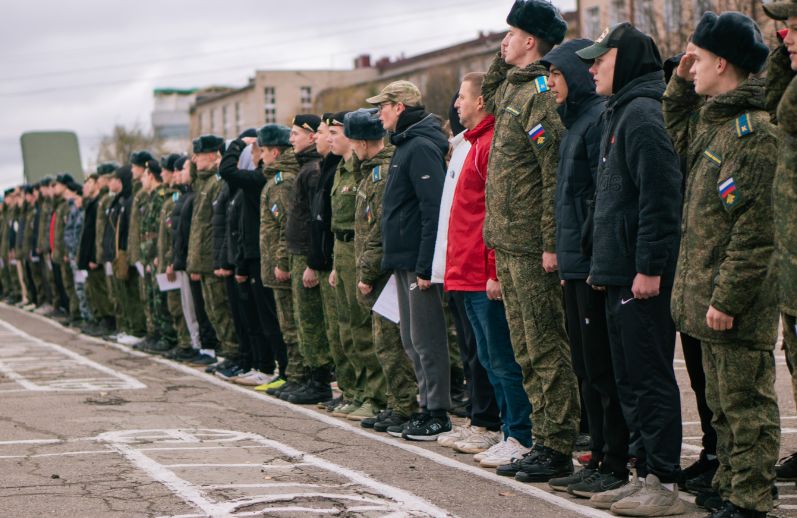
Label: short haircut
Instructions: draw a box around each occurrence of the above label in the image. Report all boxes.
[536,38,554,58]
[462,72,486,96]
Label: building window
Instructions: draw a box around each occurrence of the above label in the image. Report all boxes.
[610,0,627,24]
[210,108,216,133]
[264,86,276,123]
[222,105,229,137]
[235,102,242,134]
[586,6,601,39]
[300,86,312,114]
[198,113,204,134]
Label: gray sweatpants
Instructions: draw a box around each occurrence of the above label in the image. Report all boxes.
[394,270,451,412]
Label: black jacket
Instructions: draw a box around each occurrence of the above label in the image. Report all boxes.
[211,181,232,270]
[77,195,98,269]
[219,139,265,265]
[381,110,448,279]
[589,70,682,286]
[172,188,194,272]
[227,187,244,269]
[308,153,342,271]
[542,40,606,280]
[285,146,322,257]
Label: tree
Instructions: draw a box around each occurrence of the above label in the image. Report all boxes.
[96,124,164,165]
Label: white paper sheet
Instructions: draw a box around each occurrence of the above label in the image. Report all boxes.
[135,261,145,277]
[73,270,88,284]
[104,262,113,277]
[156,273,181,291]
[372,274,400,324]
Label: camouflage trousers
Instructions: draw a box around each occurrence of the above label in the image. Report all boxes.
[272,286,304,382]
[168,287,191,349]
[147,270,176,346]
[702,340,780,512]
[139,270,155,337]
[290,255,332,370]
[28,259,44,306]
[42,256,55,306]
[373,313,418,416]
[75,277,91,322]
[320,271,354,398]
[199,274,237,360]
[127,271,147,336]
[495,250,580,454]
[334,239,385,406]
[61,262,80,319]
[112,272,145,336]
[86,269,112,320]
[784,313,797,406]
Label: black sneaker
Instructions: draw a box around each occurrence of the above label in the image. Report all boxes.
[568,470,627,498]
[166,348,196,361]
[684,465,717,494]
[145,341,175,355]
[496,443,544,477]
[362,409,392,429]
[695,489,723,511]
[267,379,299,397]
[402,414,451,441]
[514,446,574,483]
[215,363,244,380]
[207,359,233,374]
[575,433,592,450]
[680,450,719,489]
[388,412,426,438]
[776,451,797,481]
[286,380,332,405]
[324,397,342,412]
[188,352,216,365]
[374,412,409,433]
[548,468,597,492]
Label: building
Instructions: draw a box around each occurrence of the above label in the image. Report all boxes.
[188,69,377,140]
[151,88,198,153]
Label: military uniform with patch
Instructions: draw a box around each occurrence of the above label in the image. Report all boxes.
[664,72,780,511]
[157,185,190,350]
[142,185,176,347]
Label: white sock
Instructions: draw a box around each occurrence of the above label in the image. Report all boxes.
[707,454,717,461]
[662,482,675,491]
[638,476,645,483]
[199,348,215,357]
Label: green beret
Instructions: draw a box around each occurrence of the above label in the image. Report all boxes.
[292,114,321,132]
[192,135,226,154]
[344,108,385,141]
[130,150,154,167]
[506,0,567,45]
[256,124,291,147]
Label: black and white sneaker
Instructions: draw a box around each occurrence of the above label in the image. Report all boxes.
[402,414,451,441]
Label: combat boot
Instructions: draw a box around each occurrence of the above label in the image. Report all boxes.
[776,452,797,481]
[287,379,332,405]
[514,446,574,483]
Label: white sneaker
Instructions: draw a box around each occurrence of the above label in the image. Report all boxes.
[437,421,472,448]
[474,438,508,462]
[22,303,36,311]
[117,334,144,346]
[479,437,530,468]
[234,370,272,386]
[453,427,502,454]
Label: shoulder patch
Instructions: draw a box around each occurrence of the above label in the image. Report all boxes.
[703,149,722,167]
[172,192,180,202]
[371,165,382,183]
[735,113,753,138]
[528,123,547,148]
[534,76,549,94]
[505,106,520,116]
[215,173,221,181]
[274,171,283,184]
[270,203,281,218]
[719,177,740,209]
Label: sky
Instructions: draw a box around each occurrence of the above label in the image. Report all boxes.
[0,0,575,189]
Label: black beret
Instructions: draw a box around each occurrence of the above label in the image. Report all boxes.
[322,113,334,126]
[256,124,291,147]
[146,159,163,180]
[238,128,257,139]
[691,11,769,74]
[344,108,385,141]
[56,173,75,185]
[174,156,189,171]
[87,173,99,182]
[292,114,321,132]
[4,188,14,196]
[160,153,181,172]
[96,162,119,175]
[40,176,53,186]
[130,150,154,167]
[67,182,82,195]
[506,0,567,45]
[329,111,349,127]
[192,135,226,154]
[23,185,34,195]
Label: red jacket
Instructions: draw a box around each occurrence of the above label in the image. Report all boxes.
[444,115,497,291]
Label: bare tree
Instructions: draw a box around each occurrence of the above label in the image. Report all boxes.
[96,124,164,164]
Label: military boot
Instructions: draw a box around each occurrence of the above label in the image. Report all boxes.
[287,369,332,405]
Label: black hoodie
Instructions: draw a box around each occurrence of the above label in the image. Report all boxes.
[381,111,449,278]
[285,146,322,257]
[588,31,682,287]
[542,39,606,279]
[308,152,342,271]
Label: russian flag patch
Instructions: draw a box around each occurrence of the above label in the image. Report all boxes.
[528,123,547,148]
[719,177,739,209]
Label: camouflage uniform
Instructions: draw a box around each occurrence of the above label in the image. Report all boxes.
[126,181,148,335]
[142,185,176,346]
[260,150,304,381]
[331,156,384,406]
[38,197,55,307]
[94,189,116,322]
[64,200,89,321]
[664,75,780,512]
[188,165,237,360]
[157,186,190,350]
[355,145,416,416]
[23,201,43,305]
[482,52,579,453]
[53,198,79,318]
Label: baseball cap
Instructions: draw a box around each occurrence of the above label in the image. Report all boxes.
[365,80,422,107]
[576,22,634,61]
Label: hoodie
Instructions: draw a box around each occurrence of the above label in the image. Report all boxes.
[381,111,449,279]
[542,39,606,279]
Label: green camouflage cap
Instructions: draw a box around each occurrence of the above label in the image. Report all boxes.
[366,80,423,107]
[763,0,797,20]
[576,22,633,61]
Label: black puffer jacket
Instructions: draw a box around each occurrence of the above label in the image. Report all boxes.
[285,146,322,256]
[77,195,98,269]
[219,139,265,265]
[381,110,448,279]
[227,187,244,269]
[212,182,232,270]
[542,40,606,280]
[172,187,194,272]
[308,153,342,271]
[589,70,682,286]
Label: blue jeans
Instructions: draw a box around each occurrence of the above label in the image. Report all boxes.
[463,291,532,446]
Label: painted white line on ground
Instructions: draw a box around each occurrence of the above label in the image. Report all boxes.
[163,463,311,469]
[0,450,115,459]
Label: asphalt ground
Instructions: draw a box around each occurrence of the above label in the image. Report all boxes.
[0,303,795,518]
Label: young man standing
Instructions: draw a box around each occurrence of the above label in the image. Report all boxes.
[482,0,579,482]
[367,80,451,440]
[664,12,780,518]
[576,23,684,514]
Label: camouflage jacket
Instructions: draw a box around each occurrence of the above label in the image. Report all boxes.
[259,149,299,289]
[37,198,52,255]
[95,189,112,264]
[140,186,166,267]
[127,180,145,265]
[156,187,179,274]
[0,205,7,258]
[664,76,778,347]
[354,145,394,306]
[767,44,797,316]
[330,156,360,233]
[21,202,38,259]
[51,198,68,263]
[63,200,83,262]
[188,166,223,274]
[482,52,564,255]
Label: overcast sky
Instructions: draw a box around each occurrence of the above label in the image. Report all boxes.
[0,0,575,189]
